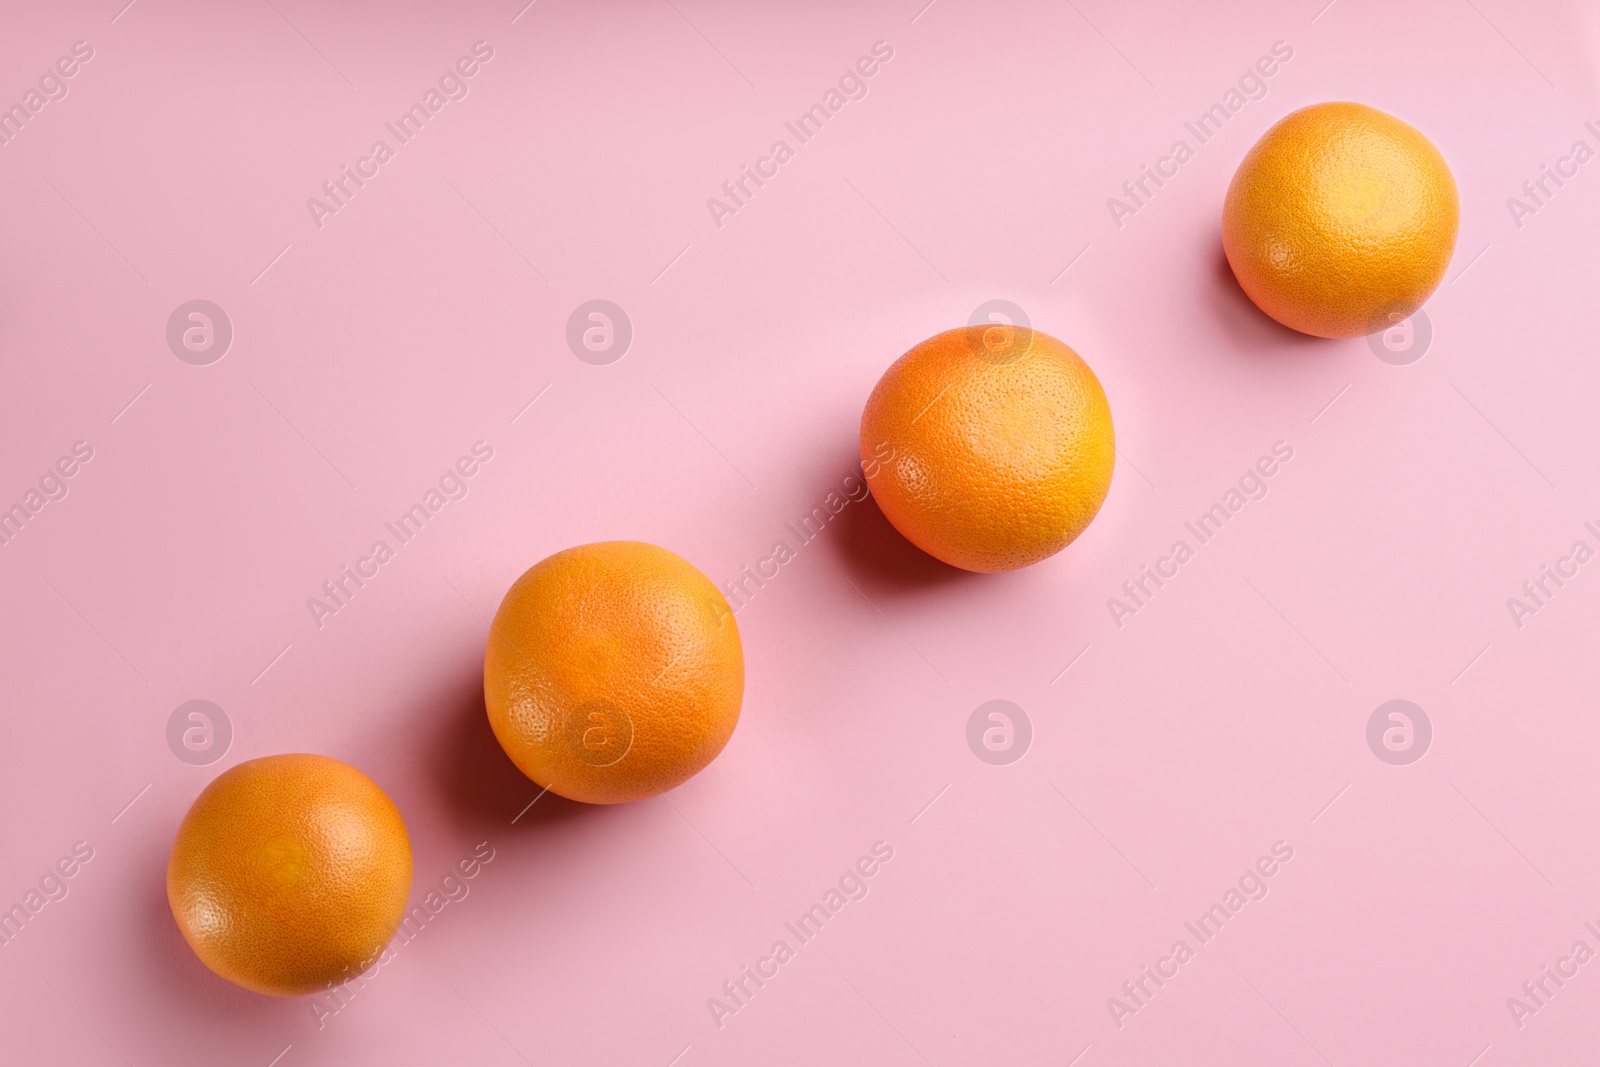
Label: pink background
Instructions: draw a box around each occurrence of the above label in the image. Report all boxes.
[2,0,1599,1063]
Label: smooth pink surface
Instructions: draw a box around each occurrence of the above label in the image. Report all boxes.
[2,0,1598,1063]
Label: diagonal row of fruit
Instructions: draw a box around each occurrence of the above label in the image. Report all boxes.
[166,102,1457,997]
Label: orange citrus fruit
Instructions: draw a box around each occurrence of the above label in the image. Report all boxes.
[166,753,413,997]
[859,325,1115,573]
[484,541,744,805]
[1223,101,1458,338]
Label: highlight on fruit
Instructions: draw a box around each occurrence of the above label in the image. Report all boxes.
[483,540,744,805]
[1222,101,1459,339]
[859,324,1115,573]
[166,754,414,997]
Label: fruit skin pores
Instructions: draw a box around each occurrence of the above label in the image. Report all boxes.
[484,541,744,805]
[860,326,1115,573]
[1222,101,1459,338]
[167,755,414,997]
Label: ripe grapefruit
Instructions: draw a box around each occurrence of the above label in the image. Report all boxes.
[1223,101,1458,338]
[484,541,744,805]
[860,325,1115,573]
[166,754,413,997]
